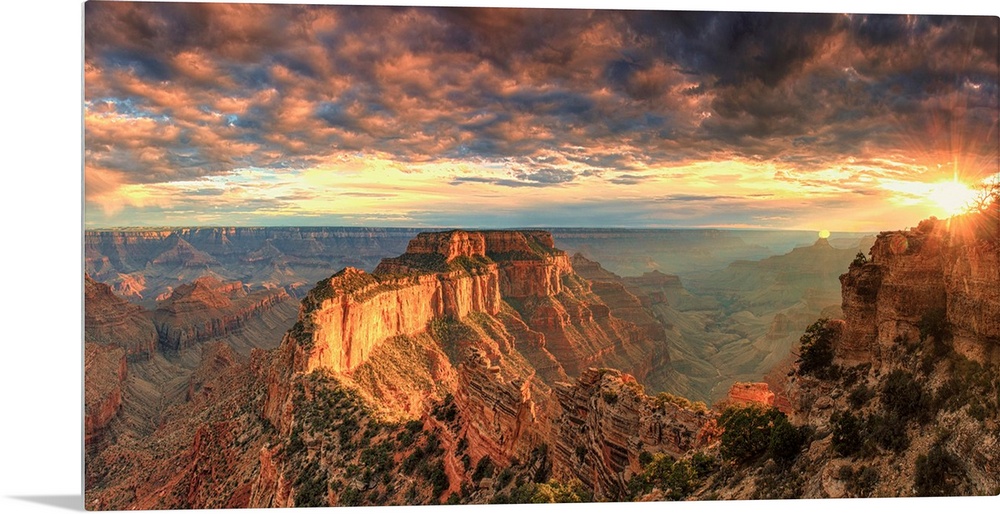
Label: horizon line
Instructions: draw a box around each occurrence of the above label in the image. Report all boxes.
[82,224,879,234]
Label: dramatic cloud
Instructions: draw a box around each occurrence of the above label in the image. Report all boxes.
[84,3,999,230]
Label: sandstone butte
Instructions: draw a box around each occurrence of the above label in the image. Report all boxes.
[257,229,697,500]
[85,207,1000,507]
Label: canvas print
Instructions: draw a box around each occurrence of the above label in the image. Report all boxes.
[83,1,1000,509]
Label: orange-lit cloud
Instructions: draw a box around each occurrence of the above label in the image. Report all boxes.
[84,4,999,230]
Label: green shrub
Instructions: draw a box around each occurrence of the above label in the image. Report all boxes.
[294,461,329,507]
[830,410,864,457]
[427,460,450,499]
[864,412,910,453]
[798,319,837,377]
[719,405,802,463]
[627,454,697,500]
[338,486,362,506]
[496,467,515,489]
[847,384,874,409]
[915,443,964,496]
[690,452,718,478]
[880,369,930,423]
[768,417,807,463]
[839,465,879,497]
[472,456,496,482]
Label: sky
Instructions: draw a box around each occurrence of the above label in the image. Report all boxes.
[83,1,999,231]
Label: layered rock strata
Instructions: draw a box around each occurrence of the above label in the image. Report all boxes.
[838,215,1000,364]
[85,274,158,359]
[154,277,295,352]
[552,368,717,498]
[723,382,776,407]
[455,348,543,466]
[84,343,127,445]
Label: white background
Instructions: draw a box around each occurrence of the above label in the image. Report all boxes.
[0,0,996,513]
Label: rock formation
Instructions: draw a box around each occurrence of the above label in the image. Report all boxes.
[84,343,127,446]
[552,368,717,498]
[85,227,423,303]
[723,382,776,408]
[85,274,158,359]
[838,215,1000,365]
[89,216,998,508]
[154,277,295,352]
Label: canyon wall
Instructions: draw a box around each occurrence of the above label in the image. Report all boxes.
[85,227,423,302]
[84,343,127,446]
[838,215,1000,365]
[85,274,158,359]
[153,277,296,352]
[552,368,717,498]
[297,266,501,374]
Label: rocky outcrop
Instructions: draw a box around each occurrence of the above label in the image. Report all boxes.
[154,277,295,352]
[723,382,776,407]
[837,213,1000,365]
[487,231,573,299]
[402,229,488,261]
[942,234,1000,361]
[85,274,158,359]
[84,343,127,445]
[455,348,543,465]
[552,369,718,499]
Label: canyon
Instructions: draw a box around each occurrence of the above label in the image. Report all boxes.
[83,208,1000,507]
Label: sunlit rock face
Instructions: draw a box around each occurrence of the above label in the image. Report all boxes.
[837,212,1000,365]
[724,382,776,408]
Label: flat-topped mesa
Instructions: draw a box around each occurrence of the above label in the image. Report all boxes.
[403,230,487,261]
[482,230,573,299]
[374,230,572,299]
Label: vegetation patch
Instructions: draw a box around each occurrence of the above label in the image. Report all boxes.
[914,441,966,496]
[718,405,806,464]
[627,453,698,500]
[797,319,838,379]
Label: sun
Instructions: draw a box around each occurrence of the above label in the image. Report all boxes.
[818,229,831,239]
[929,180,979,217]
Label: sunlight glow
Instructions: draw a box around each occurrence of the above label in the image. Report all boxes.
[929,180,979,217]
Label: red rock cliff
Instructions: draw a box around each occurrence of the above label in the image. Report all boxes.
[838,212,1000,365]
[84,343,127,445]
[296,265,501,374]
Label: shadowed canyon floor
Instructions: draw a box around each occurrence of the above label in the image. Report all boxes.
[84,211,1000,508]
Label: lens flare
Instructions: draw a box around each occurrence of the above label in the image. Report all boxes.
[929,180,978,217]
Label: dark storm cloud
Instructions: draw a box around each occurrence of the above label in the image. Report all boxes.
[85,4,999,200]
